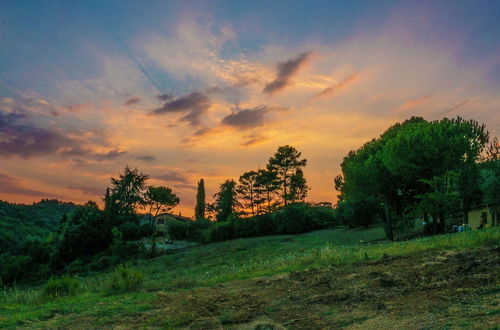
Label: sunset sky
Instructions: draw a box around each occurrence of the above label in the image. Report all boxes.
[1,0,499,217]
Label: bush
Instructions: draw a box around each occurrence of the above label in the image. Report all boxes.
[0,253,31,284]
[199,203,335,243]
[43,277,80,298]
[66,258,86,274]
[168,219,212,241]
[106,264,145,293]
[111,238,145,259]
[310,206,337,227]
[168,221,190,240]
[87,254,119,272]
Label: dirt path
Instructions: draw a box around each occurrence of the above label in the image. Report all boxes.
[136,246,499,329]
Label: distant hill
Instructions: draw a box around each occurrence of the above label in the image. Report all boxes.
[0,199,77,254]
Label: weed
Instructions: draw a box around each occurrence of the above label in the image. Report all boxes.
[218,309,239,325]
[43,277,80,299]
[106,264,145,293]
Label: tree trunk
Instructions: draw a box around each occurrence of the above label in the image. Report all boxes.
[439,212,446,233]
[432,213,438,234]
[384,202,394,241]
[283,174,288,206]
[423,213,430,235]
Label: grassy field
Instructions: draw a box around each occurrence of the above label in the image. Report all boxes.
[1,226,499,328]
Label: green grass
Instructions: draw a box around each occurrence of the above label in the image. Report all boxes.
[1,226,498,328]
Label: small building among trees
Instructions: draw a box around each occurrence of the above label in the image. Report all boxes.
[467,208,497,230]
[155,213,192,236]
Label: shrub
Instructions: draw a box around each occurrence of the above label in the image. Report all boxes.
[168,219,212,241]
[88,255,120,272]
[273,203,318,234]
[204,221,235,242]
[310,206,337,227]
[168,221,190,240]
[199,203,335,244]
[0,253,31,284]
[43,277,80,298]
[106,264,145,293]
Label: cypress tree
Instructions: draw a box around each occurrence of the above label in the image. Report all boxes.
[195,179,206,220]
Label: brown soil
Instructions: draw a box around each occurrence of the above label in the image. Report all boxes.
[140,247,500,329]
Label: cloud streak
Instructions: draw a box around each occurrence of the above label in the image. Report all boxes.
[313,74,360,100]
[155,172,190,184]
[151,92,211,126]
[221,106,268,129]
[263,51,313,94]
[125,97,141,106]
[395,95,431,113]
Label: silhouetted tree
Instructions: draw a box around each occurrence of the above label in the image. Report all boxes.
[256,169,279,212]
[289,168,309,203]
[195,179,206,220]
[213,179,239,222]
[237,171,260,216]
[144,186,180,223]
[267,145,307,206]
[110,166,149,222]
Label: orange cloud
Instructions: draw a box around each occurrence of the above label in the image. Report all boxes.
[395,95,431,113]
[312,74,360,100]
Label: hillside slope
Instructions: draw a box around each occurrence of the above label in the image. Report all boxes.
[1,227,498,329]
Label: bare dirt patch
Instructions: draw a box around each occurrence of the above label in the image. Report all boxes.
[137,247,499,329]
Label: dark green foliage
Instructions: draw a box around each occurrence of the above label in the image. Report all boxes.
[481,159,500,225]
[336,197,382,228]
[43,277,80,298]
[56,202,109,264]
[0,253,30,284]
[0,199,76,255]
[213,179,239,222]
[120,220,142,241]
[0,199,76,284]
[195,179,206,220]
[337,116,491,239]
[201,203,337,243]
[168,219,211,241]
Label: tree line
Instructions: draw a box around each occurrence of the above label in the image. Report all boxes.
[196,145,309,222]
[335,116,500,240]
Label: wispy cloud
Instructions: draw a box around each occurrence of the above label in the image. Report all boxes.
[125,97,141,106]
[395,94,431,113]
[263,51,313,95]
[155,172,190,184]
[221,106,268,129]
[241,135,267,147]
[313,74,360,100]
[151,92,211,126]
[440,99,471,115]
[136,154,156,162]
